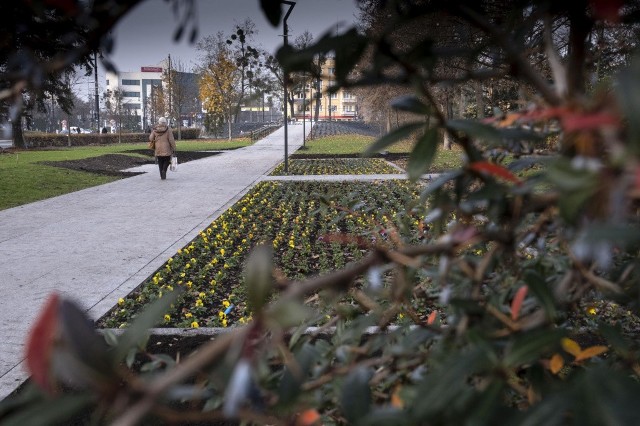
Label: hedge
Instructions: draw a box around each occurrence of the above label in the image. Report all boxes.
[23,128,201,148]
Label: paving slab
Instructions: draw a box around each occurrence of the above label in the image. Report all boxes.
[0,125,304,399]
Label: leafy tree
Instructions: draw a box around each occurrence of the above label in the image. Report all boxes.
[103,88,125,142]
[198,34,241,140]
[226,19,262,122]
[163,58,199,140]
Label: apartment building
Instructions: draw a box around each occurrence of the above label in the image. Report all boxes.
[105,59,199,131]
[292,57,358,121]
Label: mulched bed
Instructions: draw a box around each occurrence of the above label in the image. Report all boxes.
[308,121,381,139]
[39,150,221,178]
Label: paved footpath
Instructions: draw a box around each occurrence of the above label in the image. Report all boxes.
[0,126,305,399]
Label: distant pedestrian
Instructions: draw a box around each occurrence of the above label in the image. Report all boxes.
[149,117,176,180]
[76,127,81,134]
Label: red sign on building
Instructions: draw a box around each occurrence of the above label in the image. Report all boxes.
[141,67,162,72]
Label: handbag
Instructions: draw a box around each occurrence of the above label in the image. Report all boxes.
[170,155,177,171]
[148,139,155,150]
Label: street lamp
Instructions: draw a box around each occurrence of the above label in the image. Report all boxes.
[93,50,102,132]
[282,0,295,174]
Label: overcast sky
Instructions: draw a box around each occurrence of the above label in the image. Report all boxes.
[102,0,360,72]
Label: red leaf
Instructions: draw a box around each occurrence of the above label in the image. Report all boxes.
[469,162,522,185]
[511,286,528,321]
[561,112,619,133]
[25,294,60,393]
[519,107,571,122]
[427,310,438,325]
[296,409,321,426]
[590,0,623,22]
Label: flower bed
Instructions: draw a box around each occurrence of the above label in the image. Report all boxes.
[270,158,401,175]
[99,180,424,329]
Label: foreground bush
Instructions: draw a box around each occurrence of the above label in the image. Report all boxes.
[4,2,640,425]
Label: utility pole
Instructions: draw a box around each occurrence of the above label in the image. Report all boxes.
[167,54,172,124]
[94,50,100,131]
[282,0,296,173]
[302,72,306,147]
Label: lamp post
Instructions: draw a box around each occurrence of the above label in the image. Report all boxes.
[282,0,295,173]
[94,50,100,131]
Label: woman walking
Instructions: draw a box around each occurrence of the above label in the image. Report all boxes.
[149,117,176,180]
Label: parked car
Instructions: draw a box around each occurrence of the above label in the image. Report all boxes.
[69,126,91,134]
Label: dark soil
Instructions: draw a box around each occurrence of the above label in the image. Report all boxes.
[308,121,382,139]
[39,150,222,178]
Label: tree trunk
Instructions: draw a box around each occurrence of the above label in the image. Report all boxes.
[386,109,391,133]
[443,91,452,149]
[314,80,321,122]
[12,115,25,148]
[459,86,466,117]
[475,81,484,119]
[177,106,182,140]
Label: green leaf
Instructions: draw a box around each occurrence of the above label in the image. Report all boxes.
[364,122,425,155]
[341,367,373,423]
[465,381,506,426]
[504,329,563,367]
[514,394,568,426]
[391,95,431,115]
[276,27,367,81]
[577,223,640,250]
[267,300,313,329]
[245,245,274,312]
[524,270,556,320]
[408,128,438,181]
[360,407,413,426]
[412,349,489,420]
[259,0,282,27]
[598,323,631,358]
[420,170,463,202]
[447,119,502,144]
[58,299,113,375]
[578,367,640,425]
[545,159,598,192]
[1,394,93,426]
[278,343,319,405]
[615,55,640,156]
[113,289,182,363]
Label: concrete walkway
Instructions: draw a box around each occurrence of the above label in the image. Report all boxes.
[0,125,305,399]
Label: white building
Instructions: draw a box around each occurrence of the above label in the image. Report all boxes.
[105,63,164,131]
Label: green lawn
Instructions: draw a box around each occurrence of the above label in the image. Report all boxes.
[300,134,415,155]
[298,134,465,172]
[0,139,251,210]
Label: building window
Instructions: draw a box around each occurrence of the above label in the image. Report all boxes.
[330,92,338,99]
[123,91,140,98]
[125,103,141,109]
[343,91,352,99]
[106,79,110,86]
[328,67,335,75]
[122,79,140,86]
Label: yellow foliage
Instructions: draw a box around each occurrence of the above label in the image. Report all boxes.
[550,353,564,374]
[199,49,240,117]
